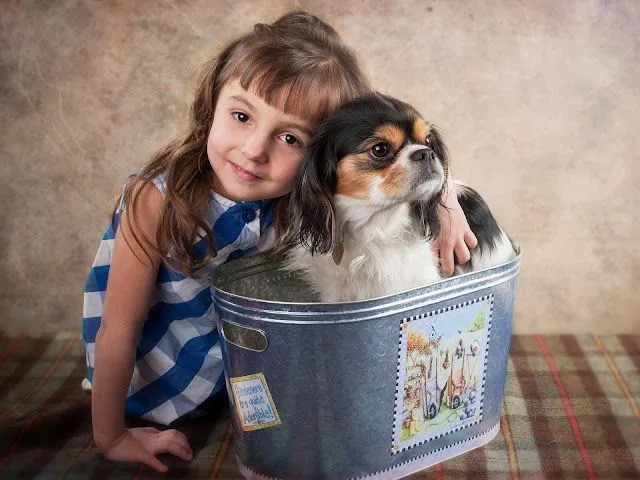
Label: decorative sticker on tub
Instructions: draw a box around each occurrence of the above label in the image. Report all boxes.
[229,373,281,431]
[392,295,493,453]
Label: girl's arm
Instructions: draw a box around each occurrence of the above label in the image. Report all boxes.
[91,183,192,473]
[433,171,478,276]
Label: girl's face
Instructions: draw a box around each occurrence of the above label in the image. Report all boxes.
[207,80,314,202]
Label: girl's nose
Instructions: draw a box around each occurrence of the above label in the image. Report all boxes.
[241,131,269,163]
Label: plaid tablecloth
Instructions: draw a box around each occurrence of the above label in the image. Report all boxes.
[1,332,638,479]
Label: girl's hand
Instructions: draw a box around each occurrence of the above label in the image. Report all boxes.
[433,182,477,276]
[100,427,193,473]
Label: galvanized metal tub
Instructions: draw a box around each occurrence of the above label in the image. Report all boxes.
[212,251,521,479]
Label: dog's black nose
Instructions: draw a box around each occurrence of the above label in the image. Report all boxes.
[410,148,435,163]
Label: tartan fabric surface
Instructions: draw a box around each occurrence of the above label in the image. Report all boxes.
[0,332,638,479]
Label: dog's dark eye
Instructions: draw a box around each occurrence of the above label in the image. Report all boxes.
[425,134,432,146]
[370,143,390,158]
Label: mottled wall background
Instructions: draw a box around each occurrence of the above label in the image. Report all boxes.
[1,0,638,334]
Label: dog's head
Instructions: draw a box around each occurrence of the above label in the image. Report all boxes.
[280,93,449,255]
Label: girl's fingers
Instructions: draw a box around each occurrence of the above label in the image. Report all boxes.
[464,230,478,249]
[150,430,193,461]
[440,249,455,276]
[153,439,193,461]
[140,451,168,473]
[454,242,471,265]
[167,429,190,447]
[171,441,194,461]
[160,429,192,454]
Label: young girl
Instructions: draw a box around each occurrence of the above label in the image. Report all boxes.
[82,10,475,473]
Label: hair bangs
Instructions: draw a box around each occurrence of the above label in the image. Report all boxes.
[233,59,361,125]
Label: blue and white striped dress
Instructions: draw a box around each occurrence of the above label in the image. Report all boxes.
[82,175,275,425]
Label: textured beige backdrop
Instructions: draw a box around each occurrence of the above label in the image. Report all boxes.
[1,0,638,334]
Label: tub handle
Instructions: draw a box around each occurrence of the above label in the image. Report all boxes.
[221,319,268,352]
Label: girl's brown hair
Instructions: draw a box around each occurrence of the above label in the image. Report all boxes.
[120,10,370,275]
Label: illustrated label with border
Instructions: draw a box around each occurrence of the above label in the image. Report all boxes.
[229,373,281,431]
[392,296,493,453]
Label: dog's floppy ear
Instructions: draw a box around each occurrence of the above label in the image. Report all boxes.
[411,195,441,241]
[428,126,449,178]
[277,128,340,255]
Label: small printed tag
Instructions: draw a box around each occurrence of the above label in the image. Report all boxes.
[229,373,281,431]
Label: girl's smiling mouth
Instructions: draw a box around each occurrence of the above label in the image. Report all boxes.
[230,161,262,181]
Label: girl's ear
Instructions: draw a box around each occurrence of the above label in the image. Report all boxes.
[284,129,339,255]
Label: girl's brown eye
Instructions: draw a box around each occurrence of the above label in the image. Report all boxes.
[371,143,390,158]
[284,134,298,145]
[278,133,301,146]
[233,112,250,123]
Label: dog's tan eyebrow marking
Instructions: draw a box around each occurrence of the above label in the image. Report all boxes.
[412,117,430,144]
[336,154,373,199]
[374,124,405,151]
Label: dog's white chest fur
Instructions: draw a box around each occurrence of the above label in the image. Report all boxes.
[286,204,441,302]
